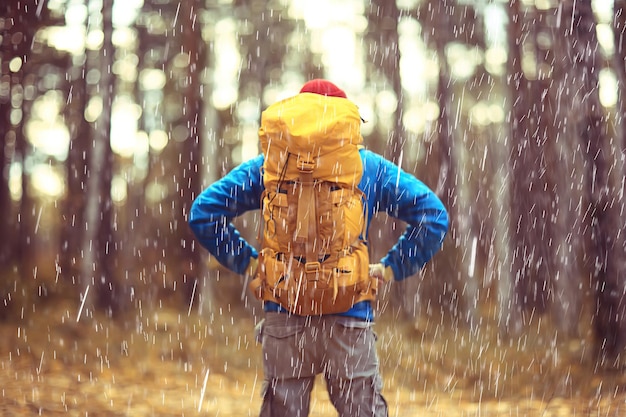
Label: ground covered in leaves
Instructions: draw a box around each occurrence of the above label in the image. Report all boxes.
[1,295,625,416]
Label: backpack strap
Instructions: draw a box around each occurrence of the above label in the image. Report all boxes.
[295,156,320,276]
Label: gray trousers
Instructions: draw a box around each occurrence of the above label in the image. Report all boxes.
[257,312,388,417]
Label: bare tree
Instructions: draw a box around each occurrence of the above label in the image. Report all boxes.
[62,36,90,290]
[615,1,626,145]
[431,0,465,321]
[3,1,40,276]
[367,0,403,164]
[572,0,626,364]
[0,4,18,318]
[529,2,583,337]
[0,7,15,268]
[504,0,531,336]
[81,0,117,315]
[427,0,483,325]
[177,0,205,308]
[364,0,419,318]
[0,0,57,317]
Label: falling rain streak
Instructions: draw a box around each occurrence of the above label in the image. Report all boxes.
[0,0,625,416]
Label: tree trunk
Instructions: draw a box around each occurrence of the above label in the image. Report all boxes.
[366,0,416,316]
[15,65,34,280]
[232,0,274,310]
[613,0,626,256]
[531,2,583,336]
[81,0,117,317]
[62,51,90,289]
[0,11,16,319]
[11,1,41,287]
[613,0,626,278]
[0,18,13,267]
[503,0,530,336]
[1,0,59,318]
[433,18,460,319]
[368,0,403,164]
[573,0,626,365]
[615,0,626,126]
[176,0,204,310]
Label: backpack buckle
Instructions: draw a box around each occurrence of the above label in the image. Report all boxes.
[304,262,320,273]
[296,157,315,173]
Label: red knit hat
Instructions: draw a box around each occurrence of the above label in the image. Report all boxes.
[299,79,347,98]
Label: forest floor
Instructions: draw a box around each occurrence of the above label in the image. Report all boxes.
[1,294,626,417]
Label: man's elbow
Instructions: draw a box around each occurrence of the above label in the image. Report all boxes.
[188,200,203,234]
[441,208,450,233]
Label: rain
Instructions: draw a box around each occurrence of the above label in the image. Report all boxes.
[1,0,626,415]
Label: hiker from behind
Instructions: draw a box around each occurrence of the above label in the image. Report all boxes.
[189,79,449,417]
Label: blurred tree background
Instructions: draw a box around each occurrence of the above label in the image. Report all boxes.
[1,0,625,366]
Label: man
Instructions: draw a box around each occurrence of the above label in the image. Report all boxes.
[189,79,448,416]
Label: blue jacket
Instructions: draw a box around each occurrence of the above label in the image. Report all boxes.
[189,149,449,320]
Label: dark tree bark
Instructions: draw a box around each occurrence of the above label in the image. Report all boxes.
[613,0,626,277]
[572,0,626,364]
[364,0,407,312]
[0,8,17,319]
[14,64,33,276]
[431,0,463,321]
[174,0,204,308]
[367,0,403,164]
[132,0,207,311]
[62,52,90,288]
[3,0,46,281]
[227,0,275,308]
[0,14,14,267]
[615,0,626,129]
[429,0,481,324]
[81,0,118,316]
[504,1,577,335]
[613,0,626,230]
[531,2,583,336]
[504,0,532,336]
[97,0,117,313]
[134,0,171,310]
[0,0,60,317]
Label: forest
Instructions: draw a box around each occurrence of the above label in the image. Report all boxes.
[1,0,626,415]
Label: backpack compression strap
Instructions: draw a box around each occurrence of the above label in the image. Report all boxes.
[294,156,320,277]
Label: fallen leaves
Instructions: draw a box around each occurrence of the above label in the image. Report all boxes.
[0,299,625,416]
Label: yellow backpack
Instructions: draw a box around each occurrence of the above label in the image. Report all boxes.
[249,93,378,315]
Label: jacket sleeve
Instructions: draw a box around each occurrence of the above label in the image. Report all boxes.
[361,150,449,281]
[188,155,264,274]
